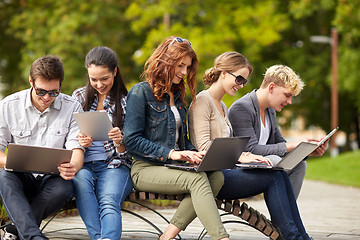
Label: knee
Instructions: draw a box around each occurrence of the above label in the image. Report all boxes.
[208,171,224,186]
[208,171,224,195]
[0,170,16,181]
[50,180,74,202]
[100,193,122,206]
[72,169,93,189]
[186,172,210,187]
[295,161,307,176]
[0,171,20,192]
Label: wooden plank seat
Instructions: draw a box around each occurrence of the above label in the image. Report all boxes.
[37,190,280,240]
[214,200,280,240]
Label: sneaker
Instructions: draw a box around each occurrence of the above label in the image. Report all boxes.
[2,224,18,240]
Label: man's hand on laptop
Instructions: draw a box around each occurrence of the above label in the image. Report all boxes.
[170,150,205,165]
[239,152,273,166]
[58,162,77,180]
[309,137,329,156]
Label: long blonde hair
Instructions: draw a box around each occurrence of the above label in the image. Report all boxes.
[141,36,198,105]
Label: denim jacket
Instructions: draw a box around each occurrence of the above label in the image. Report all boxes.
[124,81,195,164]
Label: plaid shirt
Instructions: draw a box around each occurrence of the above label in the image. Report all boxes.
[72,87,132,168]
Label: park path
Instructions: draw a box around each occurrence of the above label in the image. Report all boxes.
[42,179,360,239]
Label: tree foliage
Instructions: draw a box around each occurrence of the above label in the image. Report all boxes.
[2,0,138,94]
[1,0,360,147]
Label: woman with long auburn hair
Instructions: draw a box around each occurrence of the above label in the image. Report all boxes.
[124,37,230,240]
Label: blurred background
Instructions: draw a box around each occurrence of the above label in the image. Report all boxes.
[0,0,359,156]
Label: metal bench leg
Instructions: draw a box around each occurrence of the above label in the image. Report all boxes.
[125,201,182,239]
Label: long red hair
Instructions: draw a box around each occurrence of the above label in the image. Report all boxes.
[141,36,198,105]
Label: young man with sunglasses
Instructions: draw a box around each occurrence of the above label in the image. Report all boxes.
[228,65,328,199]
[0,55,84,240]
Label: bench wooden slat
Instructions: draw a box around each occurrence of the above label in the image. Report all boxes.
[240,202,251,221]
[224,200,232,212]
[255,211,266,231]
[232,200,241,216]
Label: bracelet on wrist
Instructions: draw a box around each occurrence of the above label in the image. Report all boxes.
[168,149,175,159]
[114,138,124,148]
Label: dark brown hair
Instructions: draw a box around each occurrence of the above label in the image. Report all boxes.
[30,55,64,85]
[83,46,128,128]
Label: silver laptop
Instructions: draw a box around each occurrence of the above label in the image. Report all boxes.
[165,137,250,172]
[73,111,112,141]
[236,127,338,170]
[5,143,72,174]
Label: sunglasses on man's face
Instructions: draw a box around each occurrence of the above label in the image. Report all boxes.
[33,82,61,97]
[227,71,248,86]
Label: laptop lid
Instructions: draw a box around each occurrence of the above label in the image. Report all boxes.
[73,111,112,141]
[316,127,338,146]
[165,136,249,172]
[237,127,339,170]
[236,142,318,170]
[5,143,72,174]
[196,137,249,171]
[273,142,318,170]
[276,127,338,170]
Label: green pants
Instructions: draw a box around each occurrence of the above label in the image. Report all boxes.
[131,160,229,240]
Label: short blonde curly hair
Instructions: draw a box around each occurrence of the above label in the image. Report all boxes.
[260,65,304,96]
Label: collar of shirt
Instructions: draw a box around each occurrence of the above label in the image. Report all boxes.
[89,94,114,114]
[25,88,62,111]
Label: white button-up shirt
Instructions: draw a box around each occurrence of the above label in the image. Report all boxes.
[0,88,83,152]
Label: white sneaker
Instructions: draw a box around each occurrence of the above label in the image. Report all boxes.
[2,232,18,240]
[2,224,18,240]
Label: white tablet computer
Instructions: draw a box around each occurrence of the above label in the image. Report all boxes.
[73,111,112,141]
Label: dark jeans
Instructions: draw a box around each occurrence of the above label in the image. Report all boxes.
[0,170,73,240]
[217,169,310,240]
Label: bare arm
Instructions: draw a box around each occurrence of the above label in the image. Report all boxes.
[238,152,272,166]
[169,150,205,164]
[309,138,329,156]
[108,127,126,153]
[58,148,84,180]
[0,151,6,168]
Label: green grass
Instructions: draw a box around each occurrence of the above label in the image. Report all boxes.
[306,150,360,188]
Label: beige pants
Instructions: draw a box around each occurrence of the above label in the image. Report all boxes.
[131,160,229,240]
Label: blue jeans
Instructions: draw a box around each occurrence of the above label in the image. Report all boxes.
[0,170,73,240]
[217,169,310,240]
[72,161,133,240]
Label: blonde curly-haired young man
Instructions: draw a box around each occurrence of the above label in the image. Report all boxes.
[228,65,328,199]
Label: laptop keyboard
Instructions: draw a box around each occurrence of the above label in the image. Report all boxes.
[165,162,199,171]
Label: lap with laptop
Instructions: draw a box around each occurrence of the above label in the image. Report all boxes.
[165,136,249,172]
[236,127,338,171]
[5,143,72,175]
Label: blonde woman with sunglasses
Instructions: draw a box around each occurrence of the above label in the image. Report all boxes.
[188,52,312,240]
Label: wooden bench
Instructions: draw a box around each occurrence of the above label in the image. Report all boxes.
[39,191,281,240]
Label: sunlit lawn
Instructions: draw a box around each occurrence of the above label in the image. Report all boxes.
[306,150,360,188]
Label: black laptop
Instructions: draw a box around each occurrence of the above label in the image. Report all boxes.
[165,137,249,172]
